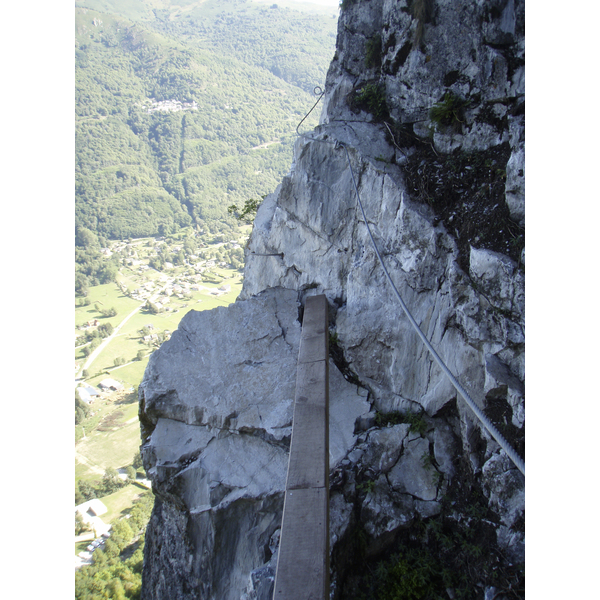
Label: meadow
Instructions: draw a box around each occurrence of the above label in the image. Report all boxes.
[75,228,247,556]
[75,230,246,388]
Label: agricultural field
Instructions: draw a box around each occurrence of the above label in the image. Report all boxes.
[75,225,249,558]
[75,390,141,479]
[75,226,249,387]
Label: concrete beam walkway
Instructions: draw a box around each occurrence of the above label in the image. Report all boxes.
[273,294,330,600]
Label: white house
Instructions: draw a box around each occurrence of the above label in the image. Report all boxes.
[77,498,108,518]
[77,386,101,404]
[76,499,111,537]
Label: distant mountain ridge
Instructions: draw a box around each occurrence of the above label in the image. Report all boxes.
[75,0,336,292]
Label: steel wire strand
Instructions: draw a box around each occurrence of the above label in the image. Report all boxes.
[294,90,525,475]
[340,143,525,476]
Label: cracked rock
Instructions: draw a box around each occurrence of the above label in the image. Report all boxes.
[140,286,374,600]
[387,437,438,502]
[362,424,410,474]
[141,0,525,595]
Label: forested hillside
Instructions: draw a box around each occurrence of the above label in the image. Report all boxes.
[75,0,337,293]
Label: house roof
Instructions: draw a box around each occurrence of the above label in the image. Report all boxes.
[76,498,108,517]
[77,388,92,404]
[99,378,124,390]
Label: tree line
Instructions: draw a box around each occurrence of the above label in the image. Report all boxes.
[75,491,154,600]
[76,452,145,504]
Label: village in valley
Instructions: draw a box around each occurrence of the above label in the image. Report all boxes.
[75,225,250,568]
[75,225,248,382]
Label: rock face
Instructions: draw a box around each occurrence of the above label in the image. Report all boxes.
[139,0,525,598]
[139,288,371,599]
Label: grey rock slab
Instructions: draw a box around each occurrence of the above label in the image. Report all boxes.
[362,424,411,474]
[433,132,463,154]
[187,494,283,600]
[482,452,525,529]
[361,475,414,539]
[505,145,525,227]
[469,247,524,316]
[141,284,374,483]
[242,130,520,426]
[346,447,364,465]
[140,287,301,440]
[484,353,524,399]
[176,433,289,514]
[145,418,215,468]
[329,360,372,468]
[329,491,353,549]
[141,497,198,600]
[496,525,525,564]
[432,422,458,479]
[387,437,438,502]
[510,394,525,428]
[242,564,276,600]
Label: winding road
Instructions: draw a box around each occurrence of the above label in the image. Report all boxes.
[76,287,166,382]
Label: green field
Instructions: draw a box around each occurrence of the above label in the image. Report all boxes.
[75,224,251,566]
[75,283,140,329]
[101,484,150,525]
[75,386,151,555]
[75,229,246,388]
[77,277,243,387]
[100,359,149,390]
[76,391,142,481]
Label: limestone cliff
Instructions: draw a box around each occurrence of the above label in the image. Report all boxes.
[139,1,525,598]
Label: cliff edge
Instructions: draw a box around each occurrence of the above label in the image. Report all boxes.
[139,1,525,598]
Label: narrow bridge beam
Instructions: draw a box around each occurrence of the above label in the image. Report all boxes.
[273,294,329,600]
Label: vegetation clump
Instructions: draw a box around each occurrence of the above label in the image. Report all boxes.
[76,452,145,505]
[352,83,389,121]
[76,467,128,502]
[340,464,524,599]
[76,396,91,426]
[375,409,428,435]
[370,548,445,599]
[76,226,121,296]
[75,493,154,600]
[429,92,467,131]
[228,196,265,223]
[401,141,523,273]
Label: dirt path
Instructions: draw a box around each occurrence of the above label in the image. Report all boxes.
[77,287,166,377]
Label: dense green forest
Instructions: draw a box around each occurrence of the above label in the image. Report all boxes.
[75,0,337,294]
[75,492,153,600]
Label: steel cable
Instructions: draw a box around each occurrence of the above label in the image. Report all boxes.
[340,143,525,476]
[293,89,525,476]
